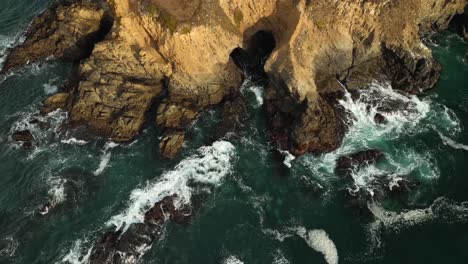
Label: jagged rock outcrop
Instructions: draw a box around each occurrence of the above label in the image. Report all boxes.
[1,0,466,157]
[89,196,191,264]
[0,2,109,74]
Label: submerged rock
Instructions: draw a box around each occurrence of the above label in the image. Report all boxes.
[336,149,384,176]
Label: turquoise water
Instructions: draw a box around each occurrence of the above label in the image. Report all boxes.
[1,1,468,264]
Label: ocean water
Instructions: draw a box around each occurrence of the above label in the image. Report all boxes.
[1,1,468,264]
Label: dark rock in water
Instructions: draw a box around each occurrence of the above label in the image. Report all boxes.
[336,149,384,176]
[11,130,33,142]
[11,130,35,149]
[388,178,420,197]
[144,196,191,225]
[382,45,442,95]
[373,113,387,124]
[216,95,248,139]
[89,196,191,264]
[28,119,51,130]
[38,201,54,216]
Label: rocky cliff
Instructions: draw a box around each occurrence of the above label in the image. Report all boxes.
[1,0,466,157]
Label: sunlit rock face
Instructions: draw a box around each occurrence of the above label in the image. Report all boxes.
[2,0,466,157]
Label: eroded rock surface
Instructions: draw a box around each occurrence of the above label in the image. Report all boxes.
[0,2,109,74]
[2,0,466,157]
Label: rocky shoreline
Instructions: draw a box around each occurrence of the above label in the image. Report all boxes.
[2,0,466,158]
[1,0,467,262]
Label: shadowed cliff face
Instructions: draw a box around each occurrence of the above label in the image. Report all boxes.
[0,0,466,157]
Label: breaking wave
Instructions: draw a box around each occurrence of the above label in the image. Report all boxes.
[0,33,24,69]
[300,80,460,194]
[107,141,235,231]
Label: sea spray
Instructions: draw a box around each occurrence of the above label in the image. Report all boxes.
[107,141,235,231]
[278,150,296,168]
[60,239,93,264]
[297,227,339,264]
[93,142,119,176]
[241,78,264,107]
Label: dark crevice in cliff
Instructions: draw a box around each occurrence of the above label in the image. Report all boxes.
[74,11,114,61]
[230,30,276,84]
[448,6,467,40]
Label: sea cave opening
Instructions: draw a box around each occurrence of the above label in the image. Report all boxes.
[230,30,276,81]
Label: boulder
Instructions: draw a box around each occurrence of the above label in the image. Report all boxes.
[159,131,185,159]
[11,130,34,149]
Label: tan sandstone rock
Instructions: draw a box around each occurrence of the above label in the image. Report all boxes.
[2,0,466,157]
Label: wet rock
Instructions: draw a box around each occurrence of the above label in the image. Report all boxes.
[38,201,54,216]
[373,113,387,124]
[0,2,108,74]
[41,93,69,114]
[11,130,34,149]
[388,178,420,197]
[265,80,346,156]
[89,196,191,264]
[382,45,442,95]
[159,131,185,159]
[216,95,248,139]
[336,149,384,176]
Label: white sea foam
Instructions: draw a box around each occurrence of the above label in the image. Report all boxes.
[0,33,23,69]
[242,79,264,107]
[224,255,244,264]
[272,249,290,264]
[93,142,119,176]
[61,138,88,145]
[60,239,92,264]
[297,227,338,264]
[10,108,68,141]
[279,150,295,168]
[9,108,68,158]
[107,141,235,231]
[300,80,455,194]
[263,228,293,242]
[367,197,468,249]
[437,131,468,151]
[43,78,59,95]
[0,236,18,257]
[48,178,67,204]
[339,81,430,146]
